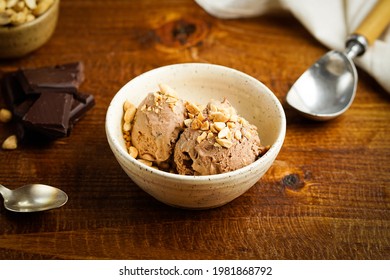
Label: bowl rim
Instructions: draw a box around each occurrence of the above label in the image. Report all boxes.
[106,63,286,182]
[0,0,59,33]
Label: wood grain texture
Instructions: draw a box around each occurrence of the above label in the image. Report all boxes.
[0,0,389,260]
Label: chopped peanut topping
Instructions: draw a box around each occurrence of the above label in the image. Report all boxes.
[185,101,201,115]
[197,132,207,143]
[216,138,233,148]
[213,122,226,132]
[183,98,259,149]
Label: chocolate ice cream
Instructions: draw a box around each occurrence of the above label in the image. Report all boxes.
[122,85,267,175]
[130,84,186,164]
[174,99,266,175]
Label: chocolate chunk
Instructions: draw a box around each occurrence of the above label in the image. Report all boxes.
[0,62,94,140]
[17,62,87,102]
[22,92,73,138]
[69,93,95,125]
[21,62,84,90]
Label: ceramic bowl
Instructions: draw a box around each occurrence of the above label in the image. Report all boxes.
[106,63,286,209]
[0,0,59,59]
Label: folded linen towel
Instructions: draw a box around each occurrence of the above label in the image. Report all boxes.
[195,0,390,93]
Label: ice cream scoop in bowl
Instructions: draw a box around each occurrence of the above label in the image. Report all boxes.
[106,63,286,209]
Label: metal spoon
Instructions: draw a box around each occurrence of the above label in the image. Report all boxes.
[286,0,390,121]
[0,184,68,212]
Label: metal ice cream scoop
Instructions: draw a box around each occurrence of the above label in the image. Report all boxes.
[286,0,390,121]
[0,183,68,212]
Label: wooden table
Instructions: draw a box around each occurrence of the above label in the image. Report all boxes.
[1,0,389,260]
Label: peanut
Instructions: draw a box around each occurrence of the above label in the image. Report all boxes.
[25,0,36,10]
[141,153,155,162]
[158,83,177,98]
[33,0,53,16]
[122,122,131,132]
[213,122,226,132]
[184,118,193,128]
[128,146,138,158]
[216,138,233,149]
[234,129,242,140]
[0,0,6,12]
[210,111,229,123]
[190,118,202,130]
[137,159,153,167]
[185,101,200,115]
[217,127,230,139]
[0,0,52,26]
[10,10,25,25]
[123,100,133,112]
[243,129,252,139]
[6,0,18,8]
[196,131,207,143]
[200,120,209,131]
[0,108,12,123]
[124,106,136,123]
[2,134,17,150]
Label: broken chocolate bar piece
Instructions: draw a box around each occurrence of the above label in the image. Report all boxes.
[69,93,95,126]
[17,62,87,102]
[22,92,95,139]
[21,62,84,90]
[22,92,73,138]
[0,61,94,140]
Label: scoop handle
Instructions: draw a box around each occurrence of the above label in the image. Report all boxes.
[354,0,390,45]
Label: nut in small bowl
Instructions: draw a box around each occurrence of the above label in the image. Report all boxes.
[0,0,59,59]
[106,63,286,209]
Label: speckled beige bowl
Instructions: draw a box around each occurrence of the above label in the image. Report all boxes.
[106,63,286,209]
[0,0,59,59]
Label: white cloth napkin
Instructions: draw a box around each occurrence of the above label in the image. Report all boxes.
[195,0,390,93]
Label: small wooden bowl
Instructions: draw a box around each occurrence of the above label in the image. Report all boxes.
[0,0,59,59]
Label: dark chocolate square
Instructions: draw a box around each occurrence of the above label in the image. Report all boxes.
[21,62,85,90]
[22,92,73,137]
[17,62,87,103]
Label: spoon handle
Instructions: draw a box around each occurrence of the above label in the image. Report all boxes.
[0,184,12,200]
[354,0,390,45]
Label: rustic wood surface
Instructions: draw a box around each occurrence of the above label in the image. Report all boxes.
[0,0,389,260]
